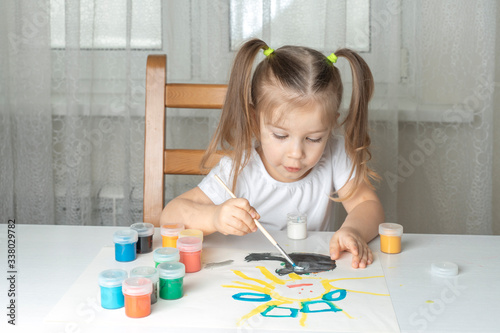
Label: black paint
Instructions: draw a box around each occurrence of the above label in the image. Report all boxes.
[245,252,336,276]
[136,235,153,254]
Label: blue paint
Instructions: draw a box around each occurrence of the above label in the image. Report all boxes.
[232,292,272,302]
[301,300,342,313]
[261,305,299,318]
[113,229,138,262]
[98,269,127,309]
[100,285,125,309]
[322,289,347,302]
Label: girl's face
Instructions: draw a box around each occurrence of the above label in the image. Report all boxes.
[257,102,331,183]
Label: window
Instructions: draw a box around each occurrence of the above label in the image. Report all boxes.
[50,0,162,49]
[230,0,370,52]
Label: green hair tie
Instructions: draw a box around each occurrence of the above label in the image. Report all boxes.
[327,52,338,64]
[263,47,274,57]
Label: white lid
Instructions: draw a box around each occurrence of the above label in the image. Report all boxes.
[113,229,138,244]
[161,223,185,236]
[130,266,159,283]
[157,262,186,279]
[122,277,153,296]
[431,261,458,277]
[98,269,128,287]
[177,236,202,252]
[130,222,155,237]
[379,223,403,237]
[153,247,180,263]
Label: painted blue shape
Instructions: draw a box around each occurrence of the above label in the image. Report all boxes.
[322,289,347,301]
[261,305,299,318]
[232,292,272,302]
[301,300,342,313]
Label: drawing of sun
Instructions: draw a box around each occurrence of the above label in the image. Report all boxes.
[222,266,388,327]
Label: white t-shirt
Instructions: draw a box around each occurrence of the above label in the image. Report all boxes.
[198,135,354,231]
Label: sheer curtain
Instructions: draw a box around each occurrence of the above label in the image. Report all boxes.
[1,0,497,235]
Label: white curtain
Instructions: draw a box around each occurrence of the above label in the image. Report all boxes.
[0,0,497,234]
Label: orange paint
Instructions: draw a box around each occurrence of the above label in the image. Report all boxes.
[162,235,178,248]
[380,235,401,254]
[179,250,202,273]
[124,294,151,318]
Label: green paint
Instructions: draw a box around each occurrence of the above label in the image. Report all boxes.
[159,277,183,300]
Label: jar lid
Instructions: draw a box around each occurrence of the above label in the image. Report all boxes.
[130,266,159,283]
[122,277,153,296]
[431,261,458,277]
[287,213,307,224]
[161,223,185,236]
[379,223,403,237]
[113,229,138,244]
[153,247,180,263]
[179,229,204,241]
[157,262,186,279]
[98,269,128,288]
[177,236,202,252]
[130,222,155,237]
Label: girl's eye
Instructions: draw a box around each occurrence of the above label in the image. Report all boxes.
[272,133,287,140]
[307,137,323,143]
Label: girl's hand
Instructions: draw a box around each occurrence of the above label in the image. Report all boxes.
[212,198,259,236]
[329,226,373,269]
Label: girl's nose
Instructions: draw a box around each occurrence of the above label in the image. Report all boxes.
[287,140,304,159]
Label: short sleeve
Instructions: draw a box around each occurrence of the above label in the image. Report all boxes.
[330,136,355,191]
[198,156,234,205]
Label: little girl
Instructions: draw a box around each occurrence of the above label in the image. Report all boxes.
[161,38,384,269]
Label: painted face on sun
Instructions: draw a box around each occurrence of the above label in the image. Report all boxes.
[257,102,330,183]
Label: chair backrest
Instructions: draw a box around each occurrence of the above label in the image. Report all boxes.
[143,54,227,226]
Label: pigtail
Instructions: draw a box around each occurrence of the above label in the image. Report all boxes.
[202,38,269,191]
[334,49,380,200]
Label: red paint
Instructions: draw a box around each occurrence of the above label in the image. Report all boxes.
[287,283,313,288]
[179,250,201,273]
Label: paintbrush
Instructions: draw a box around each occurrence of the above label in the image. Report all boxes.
[214,174,303,271]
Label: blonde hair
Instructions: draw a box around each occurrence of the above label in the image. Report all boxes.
[202,38,379,200]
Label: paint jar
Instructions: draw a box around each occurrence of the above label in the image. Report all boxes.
[130,266,159,304]
[161,223,185,248]
[177,236,202,273]
[179,229,204,242]
[153,247,180,267]
[98,269,127,309]
[379,223,403,254]
[130,222,154,254]
[122,277,153,318]
[287,213,308,240]
[113,229,139,262]
[157,262,185,300]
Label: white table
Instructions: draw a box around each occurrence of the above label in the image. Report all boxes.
[1,224,499,332]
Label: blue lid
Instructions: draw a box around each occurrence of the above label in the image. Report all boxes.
[157,262,185,279]
[113,229,138,244]
[98,269,128,287]
[130,222,155,237]
[153,247,180,263]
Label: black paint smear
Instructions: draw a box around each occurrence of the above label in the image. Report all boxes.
[245,252,336,276]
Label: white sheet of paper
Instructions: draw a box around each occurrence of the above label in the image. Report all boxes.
[45,246,399,332]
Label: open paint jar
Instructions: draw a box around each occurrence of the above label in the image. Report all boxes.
[153,247,180,267]
[130,266,159,304]
[157,262,185,300]
[161,223,185,248]
[287,213,307,240]
[379,223,403,254]
[113,229,138,262]
[130,222,154,254]
[98,269,127,309]
[179,229,204,242]
[122,277,153,318]
[177,236,202,273]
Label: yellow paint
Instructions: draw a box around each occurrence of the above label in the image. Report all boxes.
[380,234,401,254]
[426,300,434,304]
[299,312,308,326]
[224,267,388,327]
[162,235,178,248]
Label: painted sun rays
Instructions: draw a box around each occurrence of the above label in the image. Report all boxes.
[222,266,388,327]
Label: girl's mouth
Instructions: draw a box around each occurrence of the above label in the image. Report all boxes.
[285,166,301,173]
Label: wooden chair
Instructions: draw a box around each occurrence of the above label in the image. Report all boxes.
[143,54,227,227]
